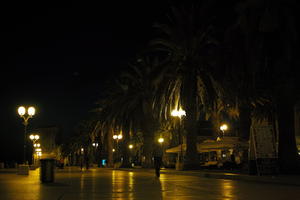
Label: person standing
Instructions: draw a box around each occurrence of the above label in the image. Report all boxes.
[153,145,163,177]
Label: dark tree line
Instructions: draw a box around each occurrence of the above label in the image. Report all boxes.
[64,0,300,173]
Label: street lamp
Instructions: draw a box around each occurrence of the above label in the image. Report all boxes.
[29,134,39,142]
[29,134,39,165]
[18,106,36,164]
[92,142,99,166]
[92,142,99,147]
[220,124,228,137]
[158,137,164,144]
[33,143,40,148]
[158,137,164,159]
[113,134,123,165]
[128,144,134,165]
[35,148,42,163]
[171,108,186,170]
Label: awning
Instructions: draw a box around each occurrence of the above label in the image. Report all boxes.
[165,137,248,154]
[166,144,186,153]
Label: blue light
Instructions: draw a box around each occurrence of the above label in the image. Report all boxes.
[102,159,106,166]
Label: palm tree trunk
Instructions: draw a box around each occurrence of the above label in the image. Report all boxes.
[141,101,156,168]
[277,100,299,174]
[142,133,154,168]
[107,128,114,168]
[184,110,199,169]
[120,129,131,168]
[238,105,251,140]
[182,74,199,169]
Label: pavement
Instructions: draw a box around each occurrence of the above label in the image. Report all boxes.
[1,166,300,186]
[115,167,300,186]
[0,167,300,200]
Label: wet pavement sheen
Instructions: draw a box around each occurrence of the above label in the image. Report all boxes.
[0,168,299,200]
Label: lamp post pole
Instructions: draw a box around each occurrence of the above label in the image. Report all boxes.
[23,121,28,164]
[158,137,164,157]
[18,106,35,165]
[92,142,99,166]
[171,108,186,170]
[220,124,228,138]
[29,134,39,165]
[113,134,123,166]
[128,144,133,165]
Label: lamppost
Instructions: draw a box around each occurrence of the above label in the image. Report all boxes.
[18,106,35,164]
[128,144,133,166]
[171,108,186,170]
[29,134,39,143]
[33,143,41,148]
[220,124,228,137]
[35,148,42,156]
[158,137,164,159]
[29,134,39,165]
[158,137,164,145]
[92,142,99,166]
[92,142,99,147]
[112,134,122,165]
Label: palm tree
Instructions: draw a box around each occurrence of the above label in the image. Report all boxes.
[227,0,299,173]
[97,55,167,168]
[150,4,223,169]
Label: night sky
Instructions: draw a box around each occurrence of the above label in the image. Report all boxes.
[1,1,169,162]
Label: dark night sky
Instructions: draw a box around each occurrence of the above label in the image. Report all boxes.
[0,1,170,162]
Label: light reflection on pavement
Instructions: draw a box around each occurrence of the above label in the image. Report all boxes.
[0,167,300,200]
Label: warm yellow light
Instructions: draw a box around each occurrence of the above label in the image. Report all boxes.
[81,148,84,152]
[28,107,35,116]
[220,124,228,131]
[113,135,118,139]
[129,144,133,149]
[92,142,99,147]
[18,106,26,116]
[112,148,115,152]
[171,108,186,118]
[158,138,164,143]
[30,134,39,140]
[35,148,41,152]
[117,134,123,140]
[34,143,41,147]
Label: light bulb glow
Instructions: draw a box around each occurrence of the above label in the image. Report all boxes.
[220,124,228,131]
[171,108,186,118]
[158,138,164,143]
[28,107,35,116]
[18,106,26,116]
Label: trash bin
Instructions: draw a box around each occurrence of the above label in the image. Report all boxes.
[40,158,55,183]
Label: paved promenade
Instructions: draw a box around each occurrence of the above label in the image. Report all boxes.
[0,167,299,200]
